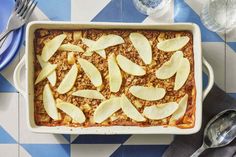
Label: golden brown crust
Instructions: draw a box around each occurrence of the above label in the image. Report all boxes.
[33,29,196,128]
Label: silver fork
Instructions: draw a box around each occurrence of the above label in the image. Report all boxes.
[0,0,23,49]
[0,0,37,50]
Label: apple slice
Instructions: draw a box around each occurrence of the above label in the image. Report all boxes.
[72,90,105,100]
[129,32,152,64]
[67,52,75,65]
[81,38,95,56]
[41,34,67,61]
[155,51,183,79]
[73,31,82,41]
[129,86,166,101]
[35,64,57,84]
[143,102,179,120]
[36,55,57,86]
[108,54,122,92]
[87,34,124,52]
[58,43,84,52]
[43,84,61,120]
[116,54,146,76]
[56,99,86,123]
[121,94,146,122]
[169,94,188,124]
[82,38,106,58]
[83,51,93,56]
[94,97,121,123]
[174,58,190,90]
[57,64,78,94]
[78,58,102,87]
[157,36,190,52]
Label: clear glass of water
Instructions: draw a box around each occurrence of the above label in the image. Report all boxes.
[201,0,236,33]
[133,0,171,17]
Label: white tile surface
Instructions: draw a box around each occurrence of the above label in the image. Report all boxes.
[29,6,49,21]
[71,0,111,21]
[202,42,225,90]
[124,135,173,145]
[0,144,18,157]
[19,145,31,157]
[226,45,236,93]
[0,93,19,141]
[71,144,120,157]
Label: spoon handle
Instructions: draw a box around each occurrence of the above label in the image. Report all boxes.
[190,145,207,157]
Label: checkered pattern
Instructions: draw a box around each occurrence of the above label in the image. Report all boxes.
[1,0,236,156]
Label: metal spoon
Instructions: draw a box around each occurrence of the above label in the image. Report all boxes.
[190,109,236,157]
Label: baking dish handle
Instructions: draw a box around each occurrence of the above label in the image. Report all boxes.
[202,57,214,100]
[13,55,27,98]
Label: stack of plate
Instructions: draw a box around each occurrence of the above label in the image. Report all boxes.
[0,0,24,70]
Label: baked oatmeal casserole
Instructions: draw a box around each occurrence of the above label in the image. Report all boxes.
[33,28,196,129]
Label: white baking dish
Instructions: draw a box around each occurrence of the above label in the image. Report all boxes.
[13,21,214,134]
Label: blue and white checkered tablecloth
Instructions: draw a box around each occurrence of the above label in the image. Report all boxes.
[0,0,236,156]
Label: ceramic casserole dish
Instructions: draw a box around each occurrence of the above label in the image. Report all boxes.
[13,21,214,134]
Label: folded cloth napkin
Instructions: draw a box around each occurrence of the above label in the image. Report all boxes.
[163,84,236,157]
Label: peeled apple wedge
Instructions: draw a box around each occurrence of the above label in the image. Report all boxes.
[169,94,188,124]
[57,64,78,94]
[155,51,183,79]
[157,36,190,52]
[72,90,105,100]
[129,32,152,64]
[43,84,61,120]
[129,86,166,101]
[143,102,179,120]
[82,38,106,58]
[36,55,57,86]
[121,94,146,122]
[95,50,107,59]
[116,54,146,76]
[82,38,96,56]
[174,58,190,90]
[35,64,57,85]
[41,34,67,61]
[73,31,82,41]
[94,97,121,123]
[83,51,93,56]
[108,54,122,92]
[81,38,94,47]
[87,34,124,52]
[56,99,86,123]
[58,43,84,52]
[78,58,102,87]
[67,52,75,64]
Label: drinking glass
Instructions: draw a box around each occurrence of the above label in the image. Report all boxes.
[201,0,236,33]
[132,0,171,17]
